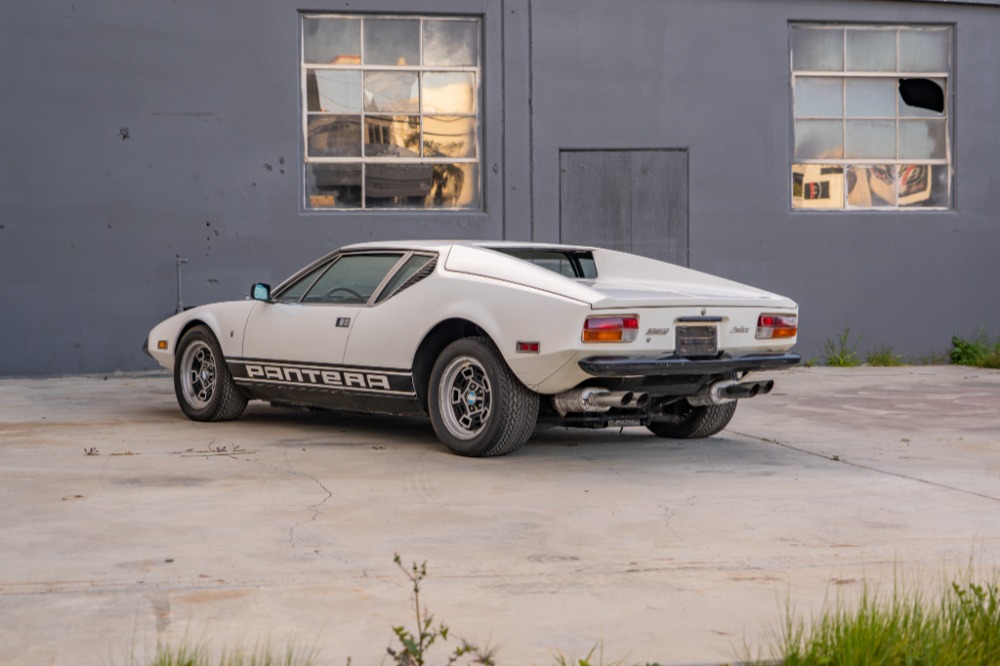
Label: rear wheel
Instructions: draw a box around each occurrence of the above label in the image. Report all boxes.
[428,337,539,457]
[647,400,737,439]
[174,325,247,422]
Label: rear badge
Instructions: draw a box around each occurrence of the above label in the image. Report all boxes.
[645,328,671,336]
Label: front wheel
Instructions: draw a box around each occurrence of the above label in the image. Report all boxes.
[647,400,737,439]
[174,325,248,422]
[428,337,539,457]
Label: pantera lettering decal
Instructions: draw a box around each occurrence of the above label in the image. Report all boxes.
[229,358,414,395]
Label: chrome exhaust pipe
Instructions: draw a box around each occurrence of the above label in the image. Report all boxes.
[689,379,775,406]
[552,388,644,416]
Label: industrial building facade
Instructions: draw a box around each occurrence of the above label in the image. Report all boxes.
[2,0,998,375]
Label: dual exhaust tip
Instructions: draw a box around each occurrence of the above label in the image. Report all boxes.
[552,379,775,416]
[552,388,649,416]
[689,379,775,406]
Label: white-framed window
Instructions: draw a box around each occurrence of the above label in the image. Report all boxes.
[790,24,952,210]
[301,14,482,210]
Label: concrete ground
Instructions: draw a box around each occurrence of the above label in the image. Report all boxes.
[1,366,998,666]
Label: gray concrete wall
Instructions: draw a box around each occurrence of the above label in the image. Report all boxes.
[1,0,998,375]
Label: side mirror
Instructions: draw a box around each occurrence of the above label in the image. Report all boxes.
[251,283,271,302]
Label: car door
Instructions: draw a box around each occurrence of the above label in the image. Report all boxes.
[239,252,405,388]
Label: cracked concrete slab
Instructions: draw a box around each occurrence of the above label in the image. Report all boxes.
[0,367,998,665]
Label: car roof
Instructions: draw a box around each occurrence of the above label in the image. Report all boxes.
[340,240,596,252]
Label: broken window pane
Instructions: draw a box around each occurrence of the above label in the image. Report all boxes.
[795,77,842,118]
[791,26,843,71]
[898,164,948,208]
[847,165,896,207]
[303,17,360,65]
[794,120,843,160]
[306,163,362,209]
[899,29,949,72]
[899,119,947,160]
[899,78,945,116]
[423,20,480,66]
[307,115,362,158]
[363,18,419,66]
[846,28,896,72]
[364,71,419,113]
[306,70,361,113]
[846,78,896,118]
[791,164,843,209]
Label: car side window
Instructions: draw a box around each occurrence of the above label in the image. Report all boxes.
[301,253,403,304]
[375,253,435,303]
[274,262,331,303]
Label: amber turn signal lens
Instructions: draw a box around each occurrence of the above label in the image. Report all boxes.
[755,313,798,340]
[582,315,639,343]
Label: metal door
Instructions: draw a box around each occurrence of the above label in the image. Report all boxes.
[559,149,689,266]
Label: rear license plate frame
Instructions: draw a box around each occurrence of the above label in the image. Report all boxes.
[675,325,719,357]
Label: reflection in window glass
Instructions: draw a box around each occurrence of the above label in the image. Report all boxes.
[364,163,435,207]
[364,18,419,66]
[791,24,951,210]
[307,115,362,158]
[422,72,477,114]
[303,254,404,304]
[364,71,419,113]
[307,70,361,113]
[302,14,481,210]
[277,263,332,303]
[423,20,480,66]
[423,116,477,158]
[305,163,362,209]
[365,116,419,156]
[303,17,360,64]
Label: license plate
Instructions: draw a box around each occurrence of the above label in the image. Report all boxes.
[675,325,718,357]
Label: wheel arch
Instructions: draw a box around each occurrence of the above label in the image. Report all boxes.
[412,318,491,412]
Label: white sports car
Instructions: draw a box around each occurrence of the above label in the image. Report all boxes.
[145,241,799,456]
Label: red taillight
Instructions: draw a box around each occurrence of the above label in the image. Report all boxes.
[756,313,798,339]
[582,315,639,343]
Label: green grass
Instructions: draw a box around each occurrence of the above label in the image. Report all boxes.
[865,345,905,367]
[822,328,862,367]
[766,575,1000,666]
[135,641,316,666]
[951,331,1000,369]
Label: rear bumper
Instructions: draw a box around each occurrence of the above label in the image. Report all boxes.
[578,353,801,377]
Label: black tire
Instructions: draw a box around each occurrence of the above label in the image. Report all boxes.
[647,400,737,439]
[173,325,248,422]
[428,337,539,457]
